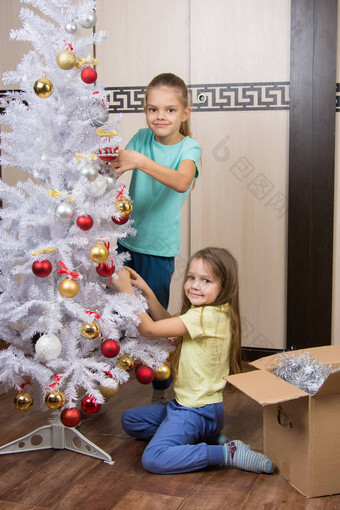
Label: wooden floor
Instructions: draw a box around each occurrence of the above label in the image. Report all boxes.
[0,368,339,510]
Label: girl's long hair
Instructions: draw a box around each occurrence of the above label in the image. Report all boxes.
[145,73,191,137]
[170,247,242,377]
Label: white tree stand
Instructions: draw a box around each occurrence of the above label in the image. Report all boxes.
[0,416,114,465]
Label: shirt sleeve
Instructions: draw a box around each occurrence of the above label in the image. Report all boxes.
[179,307,205,340]
[180,141,202,178]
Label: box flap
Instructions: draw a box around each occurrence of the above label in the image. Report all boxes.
[225,369,309,405]
[312,369,340,397]
[251,345,340,372]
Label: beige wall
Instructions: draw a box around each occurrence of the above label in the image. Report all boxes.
[1,0,292,349]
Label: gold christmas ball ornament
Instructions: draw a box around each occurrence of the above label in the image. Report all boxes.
[56,49,77,70]
[44,390,66,410]
[14,391,33,411]
[118,354,134,371]
[99,379,119,399]
[33,76,54,98]
[59,278,79,298]
[154,363,172,381]
[114,198,133,217]
[81,321,100,340]
[89,243,109,263]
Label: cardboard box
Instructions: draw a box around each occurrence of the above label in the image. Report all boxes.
[225,345,340,498]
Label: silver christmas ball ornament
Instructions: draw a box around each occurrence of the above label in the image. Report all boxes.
[79,160,98,181]
[65,21,77,34]
[79,12,97,29]
[75,98,109,128]
[90,102,110,128]
[55,202,74,221]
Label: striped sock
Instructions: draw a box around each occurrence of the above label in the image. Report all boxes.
[223,440,274,474]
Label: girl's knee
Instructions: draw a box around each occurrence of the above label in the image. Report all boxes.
[121,409,135,435]
[141,448,163,474]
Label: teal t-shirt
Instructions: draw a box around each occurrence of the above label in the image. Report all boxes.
[119,128,201,257]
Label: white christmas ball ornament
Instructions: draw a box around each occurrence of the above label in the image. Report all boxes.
[87,174,107,197]
[65,21,77,34]
[79,160,98,181]
[79,12,97,28]
[55,202,74,221]
[35,334,62,360]
[105,175,115,187]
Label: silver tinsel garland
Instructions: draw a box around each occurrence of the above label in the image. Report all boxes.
[273,351,334,394]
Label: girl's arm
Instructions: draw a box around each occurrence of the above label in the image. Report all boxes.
[111,149,196,193]
[125,267,171,321]
[138,313,188,339]
[113,269,188,338]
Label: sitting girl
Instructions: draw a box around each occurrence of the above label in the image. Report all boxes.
[112,247,274,475]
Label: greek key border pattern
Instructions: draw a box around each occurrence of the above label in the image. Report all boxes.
[336,83,340,111]
[106,82,291,113]
[2,83,340,113]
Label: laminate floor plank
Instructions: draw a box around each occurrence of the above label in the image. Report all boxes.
[175,468,260,509]
[111,489,184,510]
[0,502,48,510]
[132,470,204,498]
[0,449,55,495]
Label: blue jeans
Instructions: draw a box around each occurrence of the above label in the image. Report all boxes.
[117,243,175,309]
[121,400,226,474]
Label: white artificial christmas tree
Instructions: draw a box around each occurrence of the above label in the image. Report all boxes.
[0,0,170,464]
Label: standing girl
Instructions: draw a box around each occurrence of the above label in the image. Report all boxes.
[112,247,274,475]
[111,73,201,310]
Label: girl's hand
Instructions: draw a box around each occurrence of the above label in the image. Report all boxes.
[124,267,151,296]
[111,268,135,294]
[110,149,143,177]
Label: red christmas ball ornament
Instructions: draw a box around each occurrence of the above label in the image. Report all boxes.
[96,262,114,278]
[32,260,52,278]
[98,146,119,162]
[101,339,120,358]
[112,215,129,225]
[81,66,97,84]
[136,364,155,384]
[60,407,81,427]
[77,215,93,231]
[81,394,101,414]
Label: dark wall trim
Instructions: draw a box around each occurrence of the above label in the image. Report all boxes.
[4,82,340,114]
[242,346,284,363]
[287,0,338,350]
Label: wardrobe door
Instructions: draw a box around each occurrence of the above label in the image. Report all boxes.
[188,0,291,350]
[332,5,340,346]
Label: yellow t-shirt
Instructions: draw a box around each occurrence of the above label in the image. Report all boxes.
[174,304,231,408]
